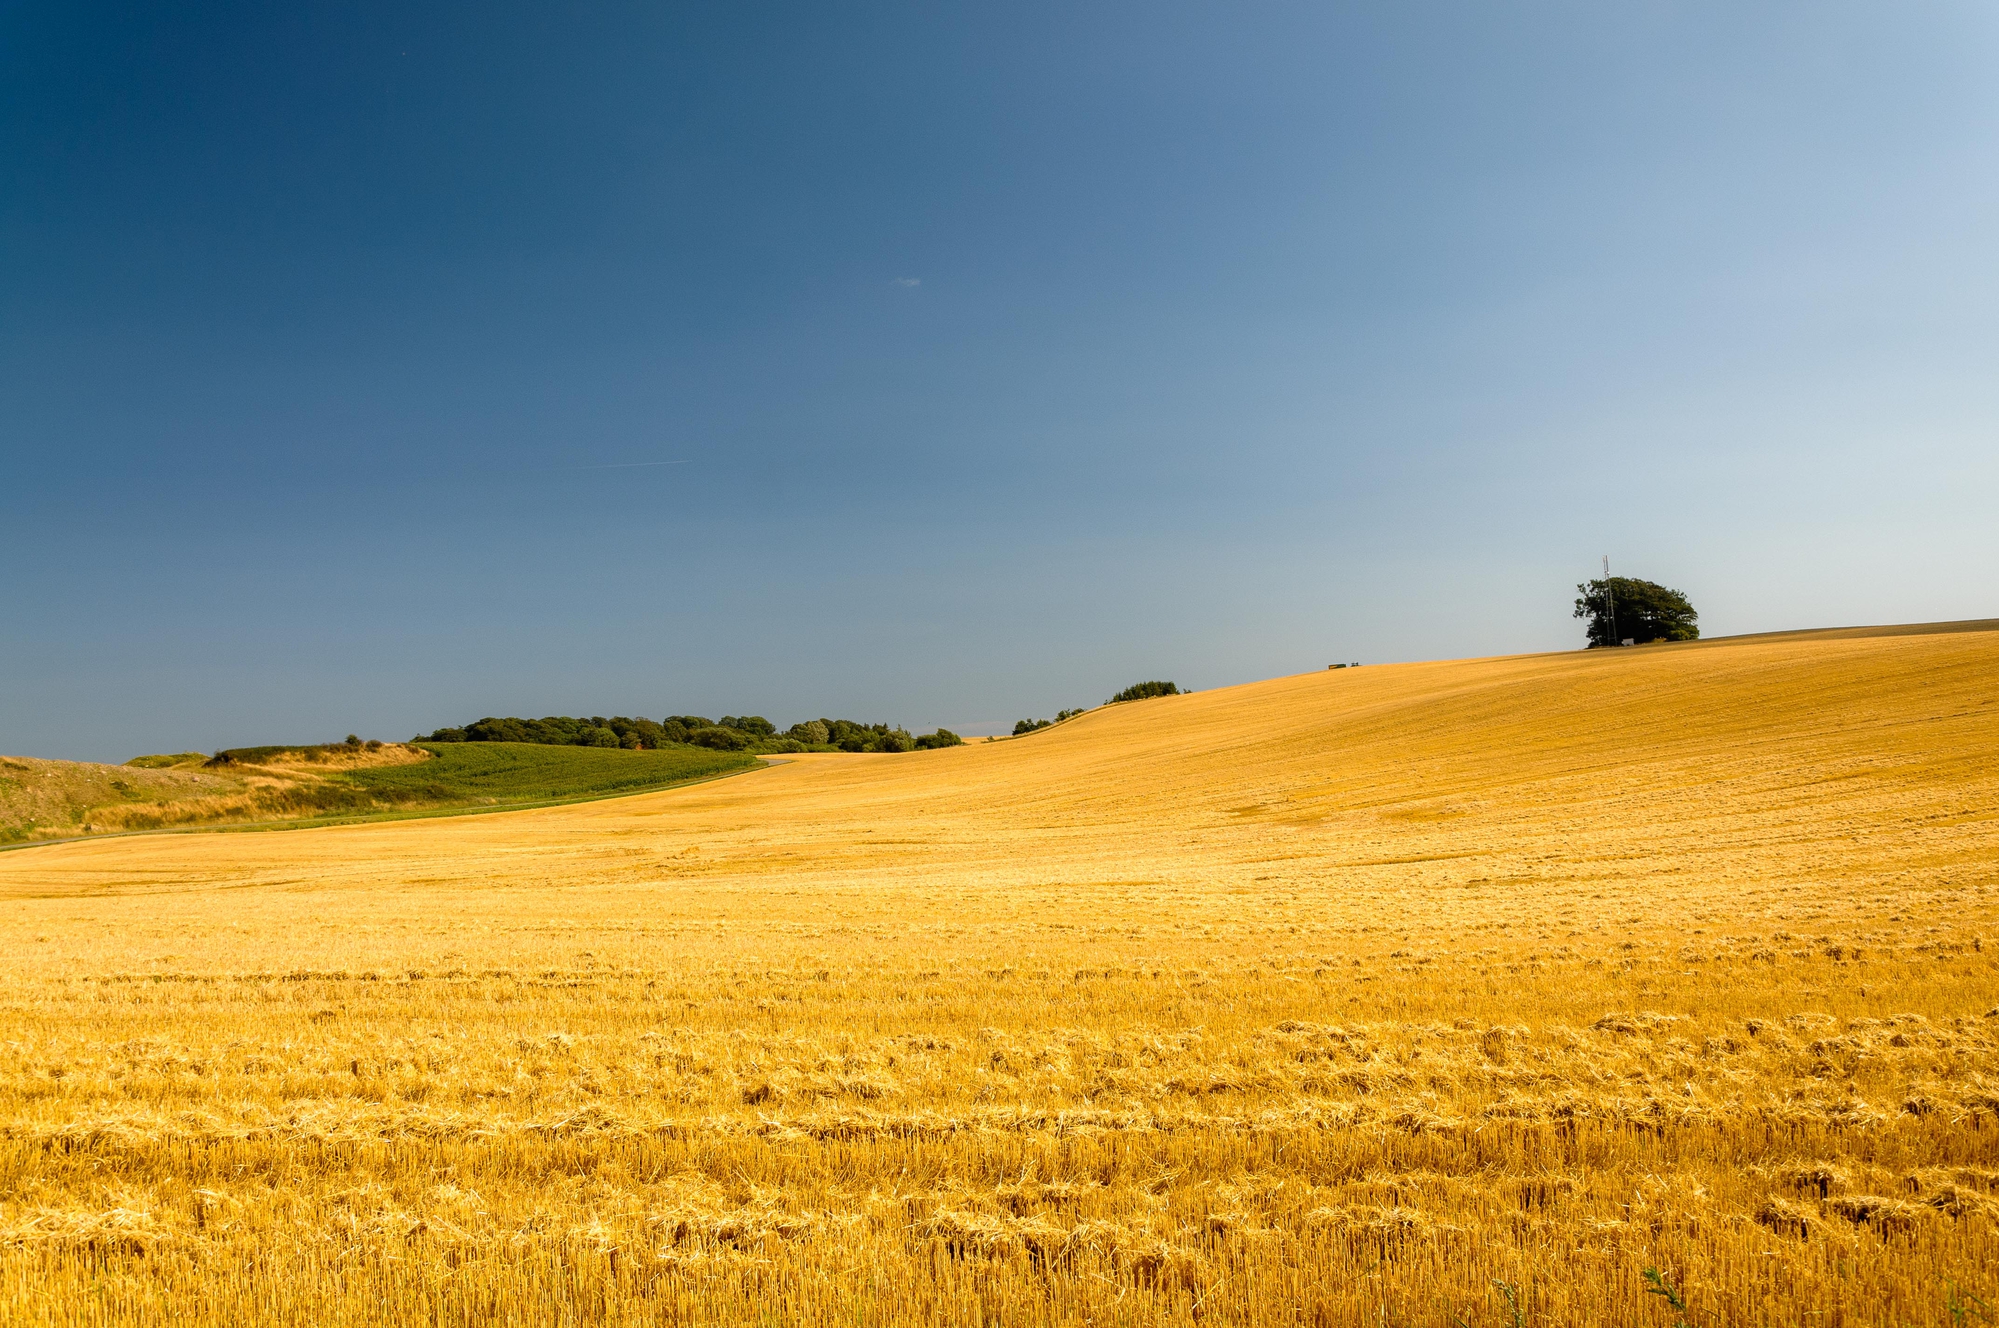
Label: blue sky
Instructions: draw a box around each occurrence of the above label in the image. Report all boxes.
[5,2,1997,761]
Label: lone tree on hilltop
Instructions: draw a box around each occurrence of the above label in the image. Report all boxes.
[1574,577,1699,648]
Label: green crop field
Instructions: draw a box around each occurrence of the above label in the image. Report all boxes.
[0,742,763,845]
[344,741,759,806]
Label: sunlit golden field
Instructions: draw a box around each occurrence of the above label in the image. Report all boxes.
[2,623,1996,1325]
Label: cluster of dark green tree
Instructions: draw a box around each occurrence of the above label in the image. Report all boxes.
[1012,681,1179,736]
[414,714,962,755]
[1012,708,1087,736]
[1573,578,1700,648]
[774,718,965,752]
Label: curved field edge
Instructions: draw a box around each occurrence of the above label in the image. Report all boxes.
[0,753,775,855]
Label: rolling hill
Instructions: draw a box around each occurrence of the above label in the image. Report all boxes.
[1,621,1994,1326]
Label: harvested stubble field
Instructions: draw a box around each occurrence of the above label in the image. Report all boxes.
[2,623,1997,1326]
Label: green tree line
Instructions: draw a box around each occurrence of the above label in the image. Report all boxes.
[414,714,963,755]
[1012,682,1179,736]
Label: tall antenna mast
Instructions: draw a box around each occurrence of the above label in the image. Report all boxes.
[1603,555,1616,648]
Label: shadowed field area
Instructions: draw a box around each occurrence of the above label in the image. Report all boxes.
[1,624,1995,1325]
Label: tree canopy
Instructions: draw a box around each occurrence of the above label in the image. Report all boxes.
[1013,708,1087,736]
[414,714,962,755]
[1573,577,1699,648]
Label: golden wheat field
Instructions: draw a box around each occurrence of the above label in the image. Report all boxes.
[2,624,1996,1326]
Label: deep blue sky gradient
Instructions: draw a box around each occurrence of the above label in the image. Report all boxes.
[5,2,1998,760]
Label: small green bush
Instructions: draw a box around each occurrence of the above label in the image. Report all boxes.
[124,752,208,769]
[208,744,347,767]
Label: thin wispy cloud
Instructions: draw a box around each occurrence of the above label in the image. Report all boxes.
[892,277,920,287]
[563,459,694,470]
